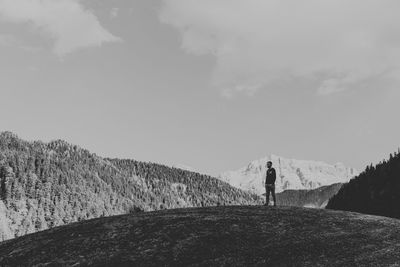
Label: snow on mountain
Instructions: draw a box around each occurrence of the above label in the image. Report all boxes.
[219,155,358,195]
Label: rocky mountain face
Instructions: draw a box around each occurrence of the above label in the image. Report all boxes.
[0,132,261,241]
[276,183,343,208]
[327,151,400,219]
[219,155,358,195]
[2,206,400,266]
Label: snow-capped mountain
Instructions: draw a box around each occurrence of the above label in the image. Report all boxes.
[219,155,358,195]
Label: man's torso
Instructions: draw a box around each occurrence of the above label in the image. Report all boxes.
[266,167,276,185]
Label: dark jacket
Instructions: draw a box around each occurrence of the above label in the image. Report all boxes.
[266,168,276,185]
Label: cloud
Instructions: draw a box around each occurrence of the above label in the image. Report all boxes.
[0,0,121,57]
[160,0,400,96]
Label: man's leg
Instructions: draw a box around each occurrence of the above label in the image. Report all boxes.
[265,186,270,206]
[272,185,276,206]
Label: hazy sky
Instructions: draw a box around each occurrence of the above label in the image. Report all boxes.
[1,0,399,175]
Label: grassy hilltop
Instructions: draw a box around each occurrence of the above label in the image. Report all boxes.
[1,206,400,266]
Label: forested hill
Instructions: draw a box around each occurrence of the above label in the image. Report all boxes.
[327,150,400,219]
[276,183,343,208]
[0,132,261,241]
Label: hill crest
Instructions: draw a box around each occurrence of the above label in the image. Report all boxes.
[1,206,399,266]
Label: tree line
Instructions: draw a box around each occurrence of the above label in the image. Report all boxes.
[327,150,400,219]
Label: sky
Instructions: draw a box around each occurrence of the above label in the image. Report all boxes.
[1,0,400,176]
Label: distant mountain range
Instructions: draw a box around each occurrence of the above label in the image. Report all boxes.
[219,155,358,195]
[327,150,400,219]
[0,132,261,241]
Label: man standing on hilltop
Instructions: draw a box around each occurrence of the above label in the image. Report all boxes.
[265,161,277,206]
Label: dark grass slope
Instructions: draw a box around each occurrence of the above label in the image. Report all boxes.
[1,206,400,266]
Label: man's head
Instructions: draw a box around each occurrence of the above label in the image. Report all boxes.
[267,161,272,169]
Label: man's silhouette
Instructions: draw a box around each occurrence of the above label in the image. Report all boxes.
[265,161,277,206]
